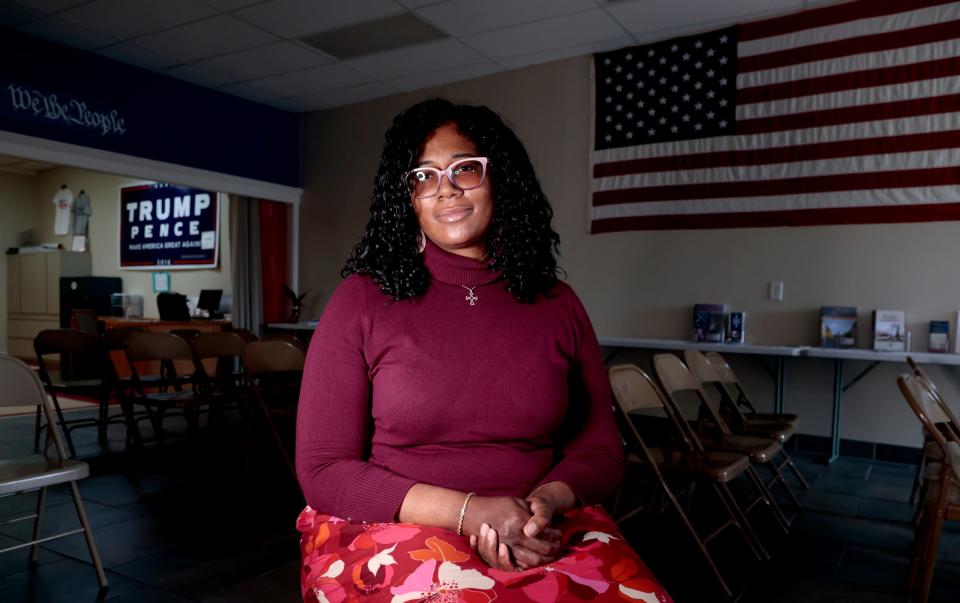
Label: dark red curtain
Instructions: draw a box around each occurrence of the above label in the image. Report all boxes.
[259,200,288,324]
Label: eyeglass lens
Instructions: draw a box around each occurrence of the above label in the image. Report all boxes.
[407,158,486,199]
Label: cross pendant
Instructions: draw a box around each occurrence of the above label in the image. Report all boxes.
[464,289,478,306]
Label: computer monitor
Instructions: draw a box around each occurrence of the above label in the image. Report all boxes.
[197,289,223,317]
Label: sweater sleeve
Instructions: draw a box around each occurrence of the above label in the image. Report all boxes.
[295,276,417,521]
[538,290,624,504]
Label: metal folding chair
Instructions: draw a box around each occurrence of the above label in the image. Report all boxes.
[0,354,107,591]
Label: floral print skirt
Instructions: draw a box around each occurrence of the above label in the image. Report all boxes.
[297,505,672,602]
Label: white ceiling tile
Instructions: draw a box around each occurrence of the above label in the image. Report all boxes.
[262,97,311,112]
[135,15,278,63]
[344,38,487,80]
[386,60,502,92]
[247,63,371,97]
[607,0,802,37]
[219,81,283,102]
[166,63,239,88]
[59,0,216,39]
[1,3,43,28]
[417,0,596,37]
[13,0,87,13]
[20,16,119,50]
[95,42,181,70]
[290,81,397,111]
[198,0,267,10]
[235,0,405,38]
[499,35,632,70]
[191,41,332,83]
[395,0,441,8]
[461,8,626,60]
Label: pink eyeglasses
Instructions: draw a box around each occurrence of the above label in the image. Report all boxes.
[404,157,490,199]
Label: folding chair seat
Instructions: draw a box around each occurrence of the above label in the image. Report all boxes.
[33,329,114,457]
[654,353,792,530]
[125,332,208,441]
[242,341,304,482]
[609,363,772,577]
[0,354,107,591]
[898,373,960,603]
[691,351,809,493]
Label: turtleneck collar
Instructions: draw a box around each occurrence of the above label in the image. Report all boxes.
[422,238,501,287]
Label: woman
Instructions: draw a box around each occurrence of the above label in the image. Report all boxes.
[296,99,670,602]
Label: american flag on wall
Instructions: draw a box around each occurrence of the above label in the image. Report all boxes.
[590,0,960,233]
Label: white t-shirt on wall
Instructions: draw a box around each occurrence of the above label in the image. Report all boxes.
[53,187,74,235]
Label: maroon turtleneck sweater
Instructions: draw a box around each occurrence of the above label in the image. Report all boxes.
[295,241,623,522]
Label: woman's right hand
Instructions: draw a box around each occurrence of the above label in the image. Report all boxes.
[464,496,562,568]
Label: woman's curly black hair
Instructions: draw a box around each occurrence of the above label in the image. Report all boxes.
[343,98,561,303]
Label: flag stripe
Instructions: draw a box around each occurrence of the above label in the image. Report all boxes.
[592,166,960,205]
[738,93,960,135]
[738,75,959,120]
[591,203,960,232]
[591,186,960,219]
[738,0,955,43]
[594,113,951,163]
[739,37,960,90]
[592,132,960,178]
[738,56,960,104]
[740,19,960,73]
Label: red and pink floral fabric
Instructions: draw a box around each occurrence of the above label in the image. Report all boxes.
[298,505,672,602]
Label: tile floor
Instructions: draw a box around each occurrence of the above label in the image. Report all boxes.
[1,408,958,602]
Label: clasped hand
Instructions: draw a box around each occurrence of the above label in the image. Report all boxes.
[464,482,575,571]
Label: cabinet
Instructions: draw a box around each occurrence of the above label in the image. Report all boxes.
[6,251,90,357]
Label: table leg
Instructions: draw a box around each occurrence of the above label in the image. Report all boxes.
[828,358,843,464]
[775,356,785,414]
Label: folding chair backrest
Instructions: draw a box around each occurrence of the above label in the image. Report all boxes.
[170,329,201,344]
[686,350,749,424]
[126,332,194,362]
[193,331,246,360]
[908,358,956,427]
[899,373,960,476]
[654,353,732,436]
[242,341,305,376]
[34,329,100,356]
[230,328,259,343]
[103,326,146,351]
[73,309,99,334]
[261,334,306,352]
[705,351,761,417]
[0,354,68,459]
[609,363,696,452]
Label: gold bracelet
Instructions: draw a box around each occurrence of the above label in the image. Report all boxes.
[456,492,476,536]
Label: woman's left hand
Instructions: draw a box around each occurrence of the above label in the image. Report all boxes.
[522,481,577,539]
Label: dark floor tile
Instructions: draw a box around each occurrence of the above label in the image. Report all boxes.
[858,498,916,524]
[799,490,861,516]
[0,534,65,579]
[0,558,142,603]
[765,579,908,602]
[199,560,301,603]
[792,513,914,553]
[0,499,140,542]
[39,516,186,569]
[835,546,910,589]
[825,458,872,478]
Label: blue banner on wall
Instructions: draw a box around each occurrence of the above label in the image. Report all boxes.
[119,183,218,270]
[0,29,299,187]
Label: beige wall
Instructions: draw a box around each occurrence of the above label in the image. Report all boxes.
[4,166,231,321]
[0,172,43,352]
[299,55,959,449]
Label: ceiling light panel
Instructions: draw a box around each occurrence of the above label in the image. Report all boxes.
[416,0,596,37]
[301,13,446,60]
[235,0,405,39]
